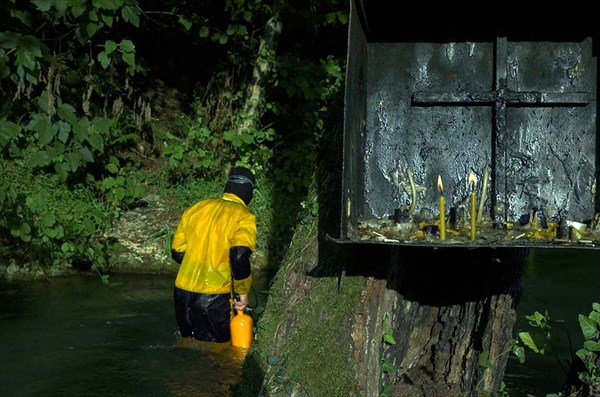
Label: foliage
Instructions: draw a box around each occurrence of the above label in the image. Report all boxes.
[0,0,148,272]
[518,310,561,356]
[0,159,113,269]
[575,303,600,387]
[507,307,600,396]
[0,0,349,279]
[379,312,397,397]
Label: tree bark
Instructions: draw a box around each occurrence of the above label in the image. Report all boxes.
[350,247,528,396]
[238,2,283,134]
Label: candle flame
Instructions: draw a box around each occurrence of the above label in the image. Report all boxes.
[437,175,444,193]
[468,171,477,185]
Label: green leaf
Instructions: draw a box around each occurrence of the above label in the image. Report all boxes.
[87,131,105,152]
[49,140,66,158]
[86,22,101,38]
[218,34,228,45]
[57,121,70,143]
[10,10,32,28]
[39,124,58,146]
[223,130,241,146]
[0,32,19,49]
[592,302,600,313]
[199,26,209,38]
[583,340,600,352]
[513,346,526,364]
[576,347,592,361]
[236,25,248,35]
[20,35,43,58]
[45,228,57,238]
[80,146,94,162]
[83,218,96,234]
[105,40,117,55]
[98,51,110,68]
[27,113,50,134]
[0,120,21,147]
[20,222,31,236]
[380,357,396,373]
[93,0,121,10]
[241,133,254,144]
[32,0,52,12]
[25,72,37,84]
[518,331,543,354]
[55,0,68,15]
[101,177,115,190]
[122,52,135,67]
[73,117,90,142]
[66,151,81,172]
[324,12,336,24]
[226,25,235,36]
[101,14,114,27]
[121,5,140,27]
[55,162,69,180]
[478,350,493,369]
[10,226,20,238]
[119,39,135,53]
[580,314,598,340]
[42,213,56,227]
[337,11,348,24]
[27,150,52,168]
[15,48,37,71]
[61,242,73,253]
[92,117,111,134]
[71,0,86,18]
[178,16,192,31]
[383,332,396,345]
[88,9,99,21]
[58,103,78,125]
[107,163,119,174]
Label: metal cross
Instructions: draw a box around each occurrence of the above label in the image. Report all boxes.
[412,37,591,223]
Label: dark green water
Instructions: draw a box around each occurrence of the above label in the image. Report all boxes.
[0,248,598,397]
[0,274,247,397]
[504,248,600,396]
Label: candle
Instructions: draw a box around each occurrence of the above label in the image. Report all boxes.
[437,175,445,240]
[469,172,477,241]
[477,165,489,224]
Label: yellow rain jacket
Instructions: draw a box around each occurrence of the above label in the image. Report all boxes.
[172,192,256,295]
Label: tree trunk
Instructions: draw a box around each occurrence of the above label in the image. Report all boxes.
[350,247,528,396]
[238,2,283,134]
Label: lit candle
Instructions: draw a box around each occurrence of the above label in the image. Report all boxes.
[469,171,477,241]
[477,165,489,224]
[438,175,445,240]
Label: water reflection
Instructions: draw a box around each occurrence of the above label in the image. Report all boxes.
[0,274,246,397]
[504,248,600,396]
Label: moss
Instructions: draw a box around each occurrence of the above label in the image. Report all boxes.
[281,276,364,396]
[235,185,365,396]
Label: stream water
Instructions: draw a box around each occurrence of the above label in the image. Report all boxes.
[0,274,248,397]
[0,248,598,397]
[504,248,600,396]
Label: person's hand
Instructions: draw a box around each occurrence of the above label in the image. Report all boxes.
[234,294,249,311]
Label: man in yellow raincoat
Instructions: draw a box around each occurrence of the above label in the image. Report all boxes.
[171,167,256,342]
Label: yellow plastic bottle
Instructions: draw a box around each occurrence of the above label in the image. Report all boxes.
[230,309,254,348]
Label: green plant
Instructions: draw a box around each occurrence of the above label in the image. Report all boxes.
[575,303,600,387]
[379,312,397,397]
[508,307,600,396]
